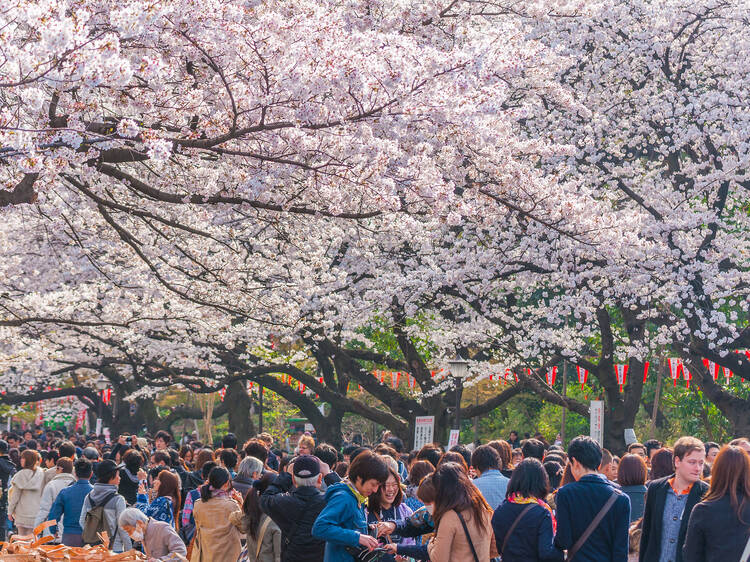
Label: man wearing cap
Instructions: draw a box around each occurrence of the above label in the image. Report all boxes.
[260,454,341,562]
[79,460,132,552]
[0,440,16,541]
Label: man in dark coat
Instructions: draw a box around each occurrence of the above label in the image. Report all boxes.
[639,436,708,562]
[260,455,340,562]
[555,436,630,562]
[0,440,16,541]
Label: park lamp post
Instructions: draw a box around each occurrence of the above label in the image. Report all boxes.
[95,375,108,422]
[448,355,469,432]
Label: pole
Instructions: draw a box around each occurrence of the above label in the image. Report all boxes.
[455,378,463,431]
[561,361,568,445]
[649,357,664,439]
[258,385,264,434]
[473,384,479,443]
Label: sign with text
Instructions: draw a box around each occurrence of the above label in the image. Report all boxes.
[414,416,435,450]
[590,400,604,446]
[448,429,460,448]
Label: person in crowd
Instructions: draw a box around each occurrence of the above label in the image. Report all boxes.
[297,435,315,456]
[312,449,389,561]
[232,473,281,562]
[649,448,674,480]
[682,445,750,561]
[181,461,217,541]
[8,449,46,536]
[221,433,238,451]
[367,467,413,562]
[508,431,521,449]
[314,443,339,474]
[245,439,271,467]
[617,454,648,522]
[628,443,648,462]
[257,433,280,471]
[384,437,408,481]
[554,436,630,561]
[179,445,194,470]
[219,448,238,478]
[449,445,473,470]
[42,449,60,485]
[191,466,244,562]
[183,449,215,494]
[416,444,442,468]
[643,440,663,466]
[703,441,720,478]
[426,462,496,562]
[0,439,16,542]
[79,459,131,552]
[543,460,563,492]
[491,458,563,561]
[261,453,340,562]
[598,448,617,481]
[154,431,171,451]
[471,444,509,510]
[436,451,468,473]
[380,473,436,560]
[119,449,145,506]
[729,438,750,454]
[488,440,514,478]
[404,460,434,512]
[136,469,180,528]
[639,436,708,562]
[35,457,75,535]
[522,439,546,461]
[119,507,187,561]
[47,458,94,546]
[234,455,263,498]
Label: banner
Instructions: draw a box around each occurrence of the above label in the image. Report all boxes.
[577,366,588,389]
[545,366,558,386]
[590,400,604,446]
[668,358,681,386]
[615,364,628,391]
[448,429,460,448]
[414,416,435,450]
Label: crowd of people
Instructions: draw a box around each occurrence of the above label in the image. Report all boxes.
[0,426,748,562]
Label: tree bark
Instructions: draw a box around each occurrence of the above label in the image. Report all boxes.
[225,380,255,444]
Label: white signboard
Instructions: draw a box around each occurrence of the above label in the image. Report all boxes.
[304,423,315,432]
[414,416,435,450]
[590,400,604,446]
[95,418,102,436]
[448,429,460,448]
[624,428,637,446]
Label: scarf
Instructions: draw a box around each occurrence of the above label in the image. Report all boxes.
[344,479,369,507]
[508,493,556,533]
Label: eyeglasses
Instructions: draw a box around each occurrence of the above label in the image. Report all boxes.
[383,483,399,490]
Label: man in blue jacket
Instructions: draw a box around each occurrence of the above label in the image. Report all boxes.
[48,458,94,546]
[555,436,630,561]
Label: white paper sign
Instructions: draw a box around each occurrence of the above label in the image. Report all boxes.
[95,418,102,436]
[624,428,637,446]
[590,400,604,446]
[103,427,111,444]
[448,429,460,448]
[414,416,435,450]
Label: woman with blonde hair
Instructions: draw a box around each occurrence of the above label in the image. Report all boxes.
[8,449,45,536]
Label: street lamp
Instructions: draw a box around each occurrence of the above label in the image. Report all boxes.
[448,355,469,431]
[94,375,108,425]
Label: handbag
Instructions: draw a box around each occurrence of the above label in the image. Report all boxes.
[456,510,481,562]
[566,492,618,561]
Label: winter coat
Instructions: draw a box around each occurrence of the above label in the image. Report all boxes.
[35,472,76,533]
[682,495,750,562]
[118,467,140,505]
[621,485,647,523]
[143,518,188,561]
[312,481,369,562]
[230,511,281,562]
[47,479,93,536]
[491,501,563,562]
[190,493,243,562]
[260,471,340,562]
[78,483,132,552]
[427,508,496,562]
[232,475,255,499]
[8,467,46,528]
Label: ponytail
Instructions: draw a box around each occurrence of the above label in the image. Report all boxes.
[201,466,230,502]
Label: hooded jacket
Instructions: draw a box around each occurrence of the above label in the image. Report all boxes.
[78,483,132,552]
[0,455,16,499]
[312,481,369,562]
[35,472,76,532]
[8,467,46,528]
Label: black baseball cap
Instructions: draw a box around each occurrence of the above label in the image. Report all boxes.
[97,459,120,482]
[292,455,320,478]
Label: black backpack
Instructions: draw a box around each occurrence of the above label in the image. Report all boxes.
[81,491,117,547]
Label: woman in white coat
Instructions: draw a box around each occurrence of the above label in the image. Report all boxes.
[8,449,46,536]
[35,458,75,537]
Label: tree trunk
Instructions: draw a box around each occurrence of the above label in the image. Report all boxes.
[315,405,343,448]
[225,380,255,444]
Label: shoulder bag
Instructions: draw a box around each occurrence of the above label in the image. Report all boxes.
[501,504,535,556]
[456,510,481,562]
[566,491,618,561]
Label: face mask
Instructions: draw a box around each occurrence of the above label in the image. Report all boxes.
[424,505,434,514]
[130,529,144,542]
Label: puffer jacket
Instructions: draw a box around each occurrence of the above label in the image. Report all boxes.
[35,472,76,533]
[8,467,46,528]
